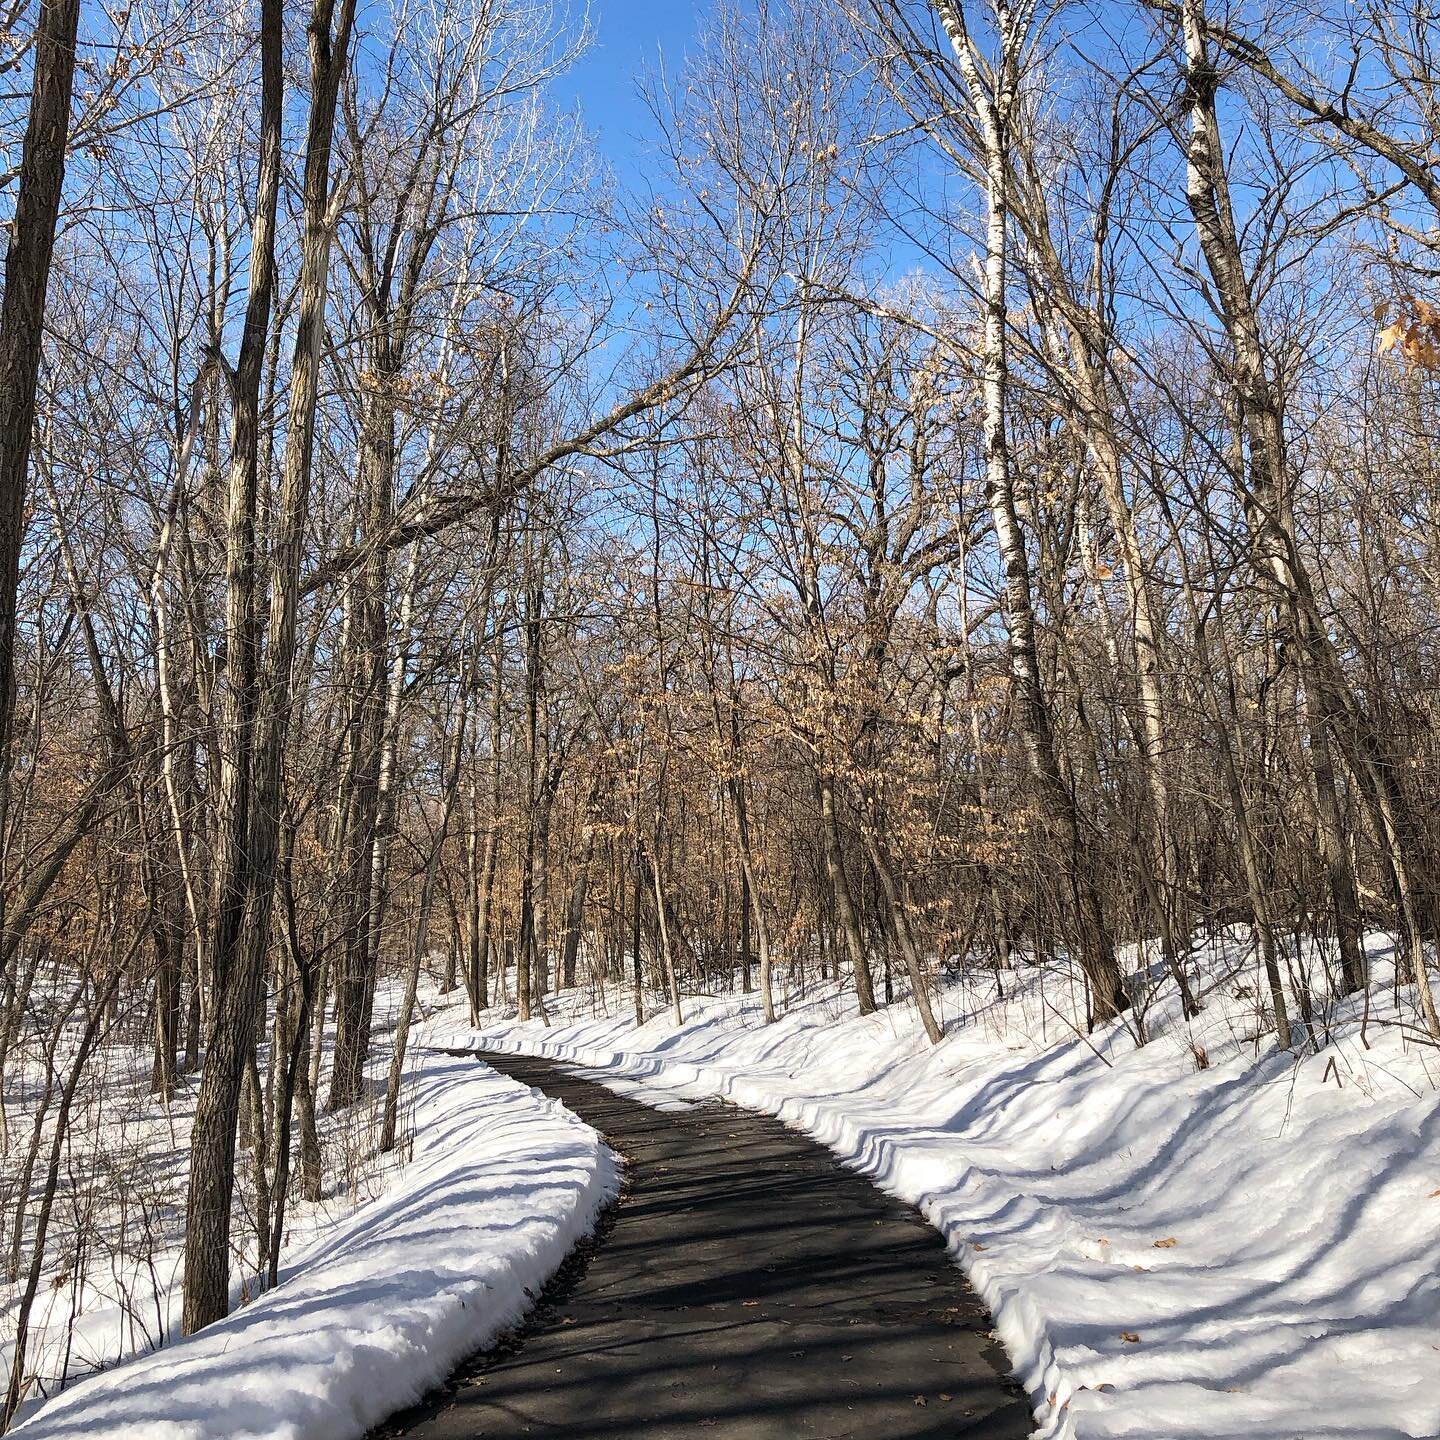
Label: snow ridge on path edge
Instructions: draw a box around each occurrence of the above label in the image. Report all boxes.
[14,1053,619,1440]
[455,1014,1418,1440]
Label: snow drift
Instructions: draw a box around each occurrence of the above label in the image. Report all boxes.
[447,933,1440,1440]
[13,1055,617,1440]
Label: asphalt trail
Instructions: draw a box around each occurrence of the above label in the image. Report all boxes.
[375,1050,1030,1439]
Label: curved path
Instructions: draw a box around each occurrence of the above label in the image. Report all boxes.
[376,1051,1030,1440]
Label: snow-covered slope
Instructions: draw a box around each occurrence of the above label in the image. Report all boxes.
[4,981,458,1400]
[12,1051,617,1440]
[443,935,1440,1440]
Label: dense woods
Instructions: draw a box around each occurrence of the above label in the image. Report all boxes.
[2,0,1440,1415]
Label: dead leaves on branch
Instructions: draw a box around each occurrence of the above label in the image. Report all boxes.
[1375,298,1440,369]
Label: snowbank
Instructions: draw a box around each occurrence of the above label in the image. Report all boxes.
[13,1055,617,1440]
[443,937,1440,1440]
[4,981,458,1399]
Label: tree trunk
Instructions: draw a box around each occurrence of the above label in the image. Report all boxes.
[179,0,285,1335]
[0,0,81,847]
[819,774,876,1015]
[182,0,358,1333]
[863,825,943,1044]
[1179,0,1412,1018]
[382,702,466,1151]
[933,0,1128,1023]
[560,797,598,990]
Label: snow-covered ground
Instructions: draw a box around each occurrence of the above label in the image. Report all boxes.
[7,999,617,1439]
[439,933,1440,1440]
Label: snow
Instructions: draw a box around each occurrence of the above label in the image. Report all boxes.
[440,934,1440,1440]
[10,1020,617,1440]
[12,931,1438,1440]
[3,981,442,1402]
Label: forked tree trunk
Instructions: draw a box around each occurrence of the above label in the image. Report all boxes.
[1022,194,1194,1001]
[647,847,684,1026]
[178,0,284,1335]
[730,782,775,1023]
[863,826,942,1045]
[932,0,1129,1024]
[819,774,877,1015]
[182,0,358,1334]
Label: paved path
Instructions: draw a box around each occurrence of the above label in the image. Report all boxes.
[376,1051,1030,1440]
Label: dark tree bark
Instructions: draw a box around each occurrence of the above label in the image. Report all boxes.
[182,0,359,1333]
[0,0,81,822]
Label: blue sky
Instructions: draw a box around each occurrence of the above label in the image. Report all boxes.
[553,0,944,285]
[556,2,710,185]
